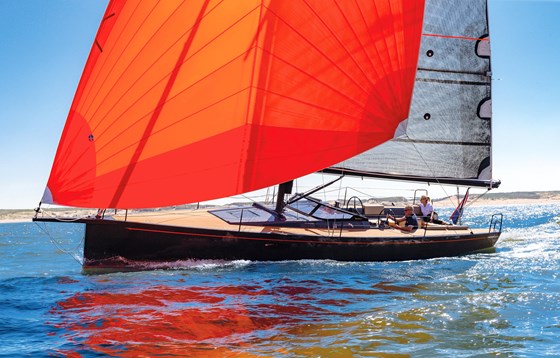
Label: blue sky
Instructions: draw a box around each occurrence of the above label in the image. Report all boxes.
[0,0,559,209]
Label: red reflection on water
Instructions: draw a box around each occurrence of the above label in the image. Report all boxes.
[49,284,314,356]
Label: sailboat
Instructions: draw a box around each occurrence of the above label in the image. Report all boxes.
[34,0,502,270]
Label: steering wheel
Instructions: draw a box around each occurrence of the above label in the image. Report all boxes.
[345,196,365,215]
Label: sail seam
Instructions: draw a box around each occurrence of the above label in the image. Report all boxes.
[108,1,212,208]
[392,138,491,147]
[89,1,233,136]
[418,67,489,77]
[422,33,489,42]
[81,1,149,126]
[416,78,489,86]
[308,1,372,90]
[261,4,372,96]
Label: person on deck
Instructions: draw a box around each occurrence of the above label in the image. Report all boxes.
[387,205,418,232]
[419,195,445,224]
[419,195,434,222]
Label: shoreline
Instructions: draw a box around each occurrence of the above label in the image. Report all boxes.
[434,197,560,207]
[2,197,559,223]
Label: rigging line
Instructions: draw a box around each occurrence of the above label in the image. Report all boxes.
[239,193,261,203]
[402,133,456,208]
[336,175,343,203]
[345,186,382,201]
[37,208,94,222]
[229,191,269,201]
[312,173,344,203]
[464,188,490,209]
[34,220,84,265]
[317,172,326,202]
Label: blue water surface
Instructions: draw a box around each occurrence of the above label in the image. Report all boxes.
[1,203,559,357]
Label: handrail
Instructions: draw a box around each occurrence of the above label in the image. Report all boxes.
[489,213,503,233]
[413,189,428,205]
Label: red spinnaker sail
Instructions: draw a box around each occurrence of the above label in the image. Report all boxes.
[44,0,425,209]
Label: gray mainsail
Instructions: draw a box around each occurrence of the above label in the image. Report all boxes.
[325,0,499,188]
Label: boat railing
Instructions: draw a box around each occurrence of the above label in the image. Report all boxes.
[412,189,428,205]
[489,213,503,233]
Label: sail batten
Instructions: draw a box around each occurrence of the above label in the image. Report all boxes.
[329,0,498,188]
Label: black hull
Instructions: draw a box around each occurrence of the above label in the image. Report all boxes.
[67,219,501,269]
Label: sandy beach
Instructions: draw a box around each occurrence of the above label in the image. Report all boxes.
[0,209,96,224]
[2,193,559,223]
[434,196,560,207]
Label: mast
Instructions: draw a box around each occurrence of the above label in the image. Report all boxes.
[275,181,293,214]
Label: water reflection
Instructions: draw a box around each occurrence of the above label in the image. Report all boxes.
[49,276,431,356]
[45,241,560,357]
[50,285,270,356]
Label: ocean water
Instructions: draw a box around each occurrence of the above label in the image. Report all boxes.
[1,203,559,357]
